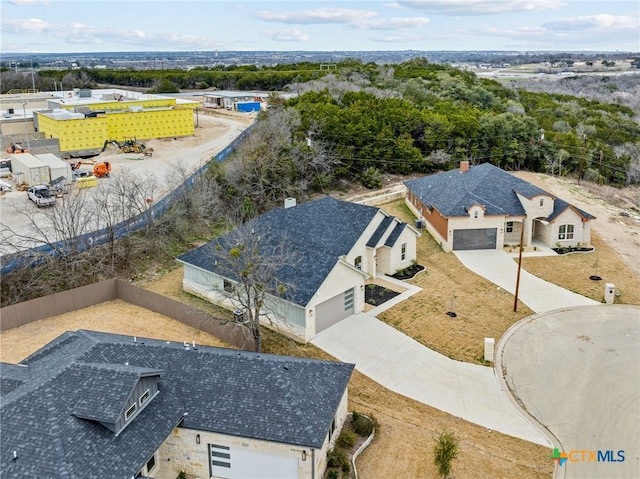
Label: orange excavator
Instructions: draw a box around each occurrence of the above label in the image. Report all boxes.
[71,160,111,178]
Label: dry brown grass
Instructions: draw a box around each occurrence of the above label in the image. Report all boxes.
[377,200,534,363]
[522,231,640,305]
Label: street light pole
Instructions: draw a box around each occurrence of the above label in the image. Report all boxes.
[513,218,525,312]
[22,103,31,151]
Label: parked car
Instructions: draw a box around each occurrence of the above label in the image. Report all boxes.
[27,185,56,207]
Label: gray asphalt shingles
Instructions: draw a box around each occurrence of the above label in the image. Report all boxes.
[1,330,353,479]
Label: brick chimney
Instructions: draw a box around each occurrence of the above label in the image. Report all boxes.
[460,160,470,173]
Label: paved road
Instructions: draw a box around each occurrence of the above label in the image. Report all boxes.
[496,305,640,479]
[312,312,551,446]
[454,250,600,313]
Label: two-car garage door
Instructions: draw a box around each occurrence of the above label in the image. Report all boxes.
[315,288,355,333]
[452,228,497,250]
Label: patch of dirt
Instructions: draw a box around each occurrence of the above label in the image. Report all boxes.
[365,284,400,306]
[514,172,640,278]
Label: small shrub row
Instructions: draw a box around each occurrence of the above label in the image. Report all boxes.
[352,411,376,437]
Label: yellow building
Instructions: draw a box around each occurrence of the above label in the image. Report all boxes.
[33,89,197,153]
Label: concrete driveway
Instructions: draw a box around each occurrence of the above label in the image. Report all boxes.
[312,312,551,446]
[496,305,640,479]
[454,250,599,313]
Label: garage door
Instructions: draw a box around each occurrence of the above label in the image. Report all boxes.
[315,288,355,333]
[209,444,298,479]
[453,228,497,250]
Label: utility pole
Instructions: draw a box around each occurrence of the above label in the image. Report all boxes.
[599,150,603,184]
[513,218,525,312]
[30,57,36,91]
[578,134,586,185]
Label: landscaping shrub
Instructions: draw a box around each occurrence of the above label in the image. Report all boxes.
[327,469,339,479]
[327,448,349,470]
[352,411,376,437]
[336,428,357,449]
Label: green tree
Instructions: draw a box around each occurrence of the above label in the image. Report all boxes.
[433,430,459,478]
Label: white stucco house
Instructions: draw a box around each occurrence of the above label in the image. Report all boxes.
[404,161,595,252]
[177,196,420,342]
[0,330,354,479]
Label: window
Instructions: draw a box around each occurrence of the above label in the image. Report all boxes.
[329,417,336,441]
[506,222,514,233]
[354,256,362,270]
[558,224,574,240]
[210,444,231,473]
[125,403,137,421]
[344,288,354,312]
[473,210,479,219]
[401,243,407,261]
[139,389,150,406]
[539,198,544,207]
[223,279,233,293]
[146,454,156,473]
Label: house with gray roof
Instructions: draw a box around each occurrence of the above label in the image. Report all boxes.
[178,196,420,342]
[0,330,354,479]
[404,161,595,252]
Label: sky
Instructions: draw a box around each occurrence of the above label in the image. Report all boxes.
[1,0,639,54]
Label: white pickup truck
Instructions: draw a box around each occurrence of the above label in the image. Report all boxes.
[27,185,56,207]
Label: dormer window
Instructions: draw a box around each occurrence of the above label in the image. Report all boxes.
[125,403,137,421]
[539,199,544,207]
[139,389,150,406]
[473,211,478,219]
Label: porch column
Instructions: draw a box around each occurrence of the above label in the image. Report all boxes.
[522,218,533,247]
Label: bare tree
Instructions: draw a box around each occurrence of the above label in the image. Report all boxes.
[211,223,300,352]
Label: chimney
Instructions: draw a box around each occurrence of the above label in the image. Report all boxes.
[284,197,297,208]
[460,160,470,173]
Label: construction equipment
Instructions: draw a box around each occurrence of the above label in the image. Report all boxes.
[6,143,29,154]
[101,138,152,156]
[71,161,111,178]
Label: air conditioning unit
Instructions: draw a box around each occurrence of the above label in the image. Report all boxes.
[415,219,426,229]
[233,309,248,323]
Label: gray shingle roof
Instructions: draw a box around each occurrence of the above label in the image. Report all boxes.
[405,163,593,220]
[70,363,162,423]
[1,330,354,479]
[178,197,383,306]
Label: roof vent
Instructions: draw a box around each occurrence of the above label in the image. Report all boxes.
[284,197,296,208]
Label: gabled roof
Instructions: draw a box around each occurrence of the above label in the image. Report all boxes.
[405,163,593,219]
[1,330,354,479]
[70,363,162,424]
[548,197,595,221]
[178,196,392,306]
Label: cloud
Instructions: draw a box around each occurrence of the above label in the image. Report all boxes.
[397,0,567,15]
[5,0,51,5]
[1,17,227,50]
[543,14,639,33]
[256,8,377,24]
[376,33,423,42]
[261,28,309,42]
[2,18,52,33]
[355,17,430,30]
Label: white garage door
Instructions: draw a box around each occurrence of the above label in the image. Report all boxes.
[210,444,298,479]
[315,288,355,333]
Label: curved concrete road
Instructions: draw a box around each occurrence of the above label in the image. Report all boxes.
[496,305,640,479]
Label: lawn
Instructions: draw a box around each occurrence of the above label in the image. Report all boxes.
[377,200,534,364]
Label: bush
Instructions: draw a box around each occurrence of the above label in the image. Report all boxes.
[360,167,383,189]
[327,469,339,479]
[352,412,376,437]
[336,428,357,449]
[433,430,459,478]
[327,448,349,469]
